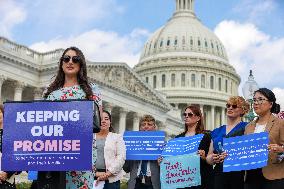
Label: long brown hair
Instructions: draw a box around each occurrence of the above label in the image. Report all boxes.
[184,105,205,134]
[44,47,93,99]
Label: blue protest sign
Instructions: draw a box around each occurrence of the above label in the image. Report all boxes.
[223,132,269,172]
[2,101,93,171]
[28,171,38,180]
[124,131,165,160]
[160,153,201,189]
[162,134,204,157]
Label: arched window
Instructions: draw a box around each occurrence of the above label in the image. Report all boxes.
[160,40,163,47]
[153,75,157,89]
[162,74,166,88]
[225,80,228,93]
[201,75,205,88]
[181,73,186,87]
[154,42,157,49]
[190,38,193,45]
[210,76,214,89]
[198,40,201,46]
[218,78,221,91]
[174,39,178,45]
[205,41,208,47]
[191,74,195,87]
[171,74,176,87]
[167,39,170,46]
[146,77,149,83]
[182,36,186,45]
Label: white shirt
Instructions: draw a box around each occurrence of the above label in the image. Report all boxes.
[254,123,266,133]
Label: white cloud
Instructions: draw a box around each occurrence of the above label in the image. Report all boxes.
[29,28,150,67]
[0,0,27,38]
[214,20,284,93]
[273,88,284,111]
[234,0,276,24]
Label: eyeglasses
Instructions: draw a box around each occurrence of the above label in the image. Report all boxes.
[226,104,238,109]
[183,112,194,117]
[62,55,81,64]
[253,98,269,105]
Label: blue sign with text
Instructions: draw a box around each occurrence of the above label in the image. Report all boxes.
[162,134,204,157]
[160,153,201,189]
[2,101,93,171]
[124,131,165,160]
[223,132,269,172]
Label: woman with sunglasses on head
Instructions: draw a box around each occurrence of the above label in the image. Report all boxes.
[31,47,102,189]
[244,88,284,189]
[206,96,250,189]
[175,105,214,189]
[94,110,126,189]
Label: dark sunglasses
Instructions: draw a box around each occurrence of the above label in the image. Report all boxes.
[183,112,194,117]
[226,103,238,109]
[62,55,81,64]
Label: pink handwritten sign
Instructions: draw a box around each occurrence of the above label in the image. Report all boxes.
[160,154,201,189]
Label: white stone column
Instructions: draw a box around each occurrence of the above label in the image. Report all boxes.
[185,0,188,10]
[211,105,215,130]
[14,82,25,101]
[222,107,226,125]
[0,76,6,102]
[133,113,140,131]
[34,87,44,100]
[119,108,128,134]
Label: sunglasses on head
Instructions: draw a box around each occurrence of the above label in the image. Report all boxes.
[226,103,238,109]
[183,112,194,117]
[62,55,81,64]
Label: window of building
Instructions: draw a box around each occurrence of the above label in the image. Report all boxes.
[182,36,186,45]
[153,75,157,89]
[162,74,166,88]
[205,41,208,47]
[201,75,205,88]
[167,39,170,46]
[210,76,214,89]
[171,74,176,87]
[198,40,201,46]
[160,40,163,47]
[146,77,149,83]
[191,74,195,87]
[181,73,186,87]
[225,80,228,93]
[174,39,178,45]
[218,78,221,91]
[190,39,193,45]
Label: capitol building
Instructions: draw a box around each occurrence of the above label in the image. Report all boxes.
[0,0,240,136]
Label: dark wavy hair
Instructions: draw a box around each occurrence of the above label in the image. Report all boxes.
[183,105,205,134]
[254,88,280,114]
[103,110,114,132]
[44,47,93,99]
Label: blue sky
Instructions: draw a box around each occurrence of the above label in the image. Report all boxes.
[1,0,284,109]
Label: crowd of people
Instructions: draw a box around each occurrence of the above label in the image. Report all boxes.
[0,47,283,189]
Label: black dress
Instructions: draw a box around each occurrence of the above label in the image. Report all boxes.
[176,131,214,189]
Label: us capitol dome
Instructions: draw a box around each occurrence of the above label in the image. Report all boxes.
[134,0,241,130]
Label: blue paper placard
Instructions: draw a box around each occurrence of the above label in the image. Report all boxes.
[28,171,38,180]
[160,153,201,189]
[223,132,269,172]
[2,101,93,171]
[161,134,204,157]
[123,131,165,160]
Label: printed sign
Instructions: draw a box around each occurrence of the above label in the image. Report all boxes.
[223,132,269,172]
[160,153,201,189]
[162,134,204,157]
[2,101,94,171]
[124,131,165,160]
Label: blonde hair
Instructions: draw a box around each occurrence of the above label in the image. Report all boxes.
[227,96,250,117]
[139,115,156,126]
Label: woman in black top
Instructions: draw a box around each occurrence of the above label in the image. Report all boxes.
[176,105,214,189]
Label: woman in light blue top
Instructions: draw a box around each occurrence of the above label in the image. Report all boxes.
[31,46,102,189]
